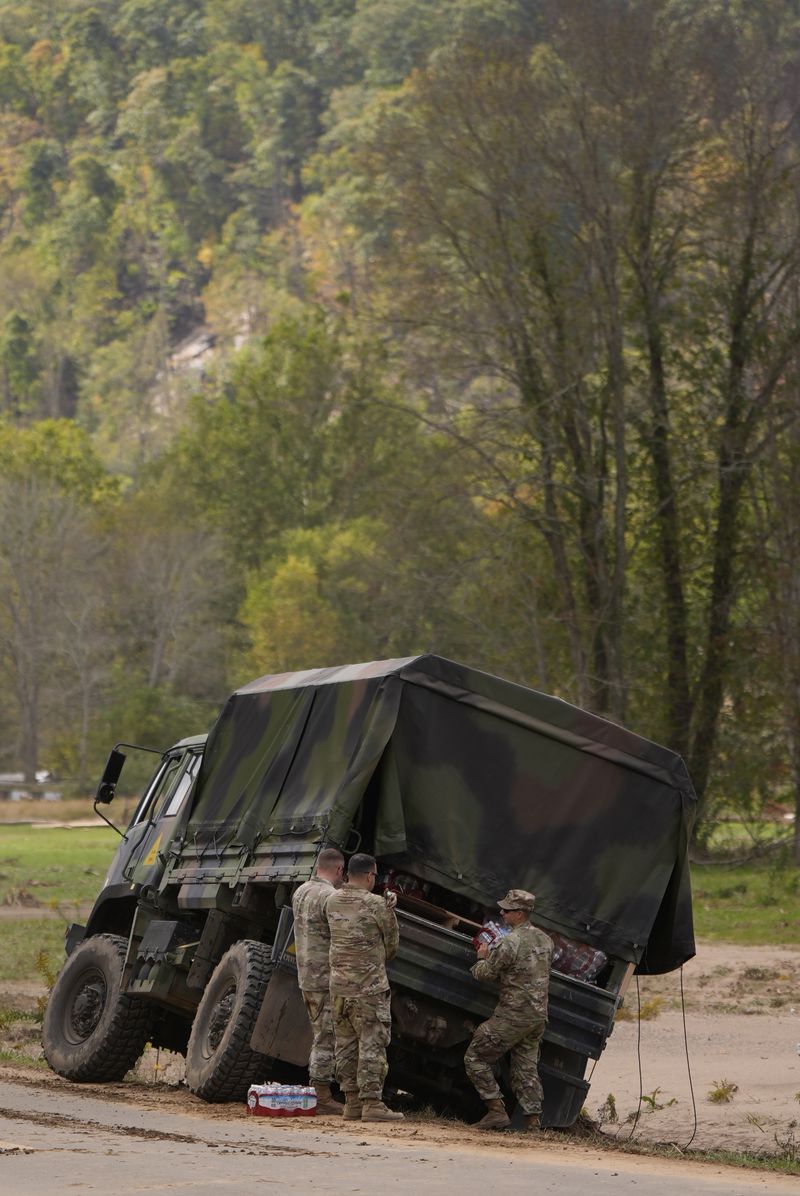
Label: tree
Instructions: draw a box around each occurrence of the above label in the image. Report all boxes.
[109,488,231,696]
[0,420,115,778]
[309,1,800,828]
[753,398,800,863]
[0,311,40,415]
[327,39,632,716]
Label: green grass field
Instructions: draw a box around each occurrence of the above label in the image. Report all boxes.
[0,823,121,907]
[0,919,74,985]
[691,858,800,945]
[0,824,122,984]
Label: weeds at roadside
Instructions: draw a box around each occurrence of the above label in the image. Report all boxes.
[708,1078,738,1103]
[34,949,56,1021]
[563,1119,800,1176]
[739,1112,800,1168]
[616,995,664,1022]
[0,1049,49,1068]
[0,1002,45,1069]
[596,1093,618,1125]
[773,1121,799,1163]
[741,966,771,981]
[640,1087,677,1112]
[0,1006,38,1031]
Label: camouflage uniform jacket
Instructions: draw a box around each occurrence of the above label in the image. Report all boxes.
[471,922,552,1021]
[325,883,399,997]
[292,876,336,992]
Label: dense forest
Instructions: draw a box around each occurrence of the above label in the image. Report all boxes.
[1,0,799,855]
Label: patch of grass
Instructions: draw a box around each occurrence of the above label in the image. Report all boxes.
[687,1144,800,1176]
[0,918,72,984]
[694,1121,799,1173]
[704,820,791,856]
[0,796,138,824]
[742,966,771,981]
[708,1078,738,1103]
[0,1049,49,1068]
[616,995,665,1022]
[0,1006,38,1031]
[568,1122,800,1175]
[691,860,800,945]
[0,1000,47,1068]
[0,824,120,907]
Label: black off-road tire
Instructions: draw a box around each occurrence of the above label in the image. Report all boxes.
[42,934,152,1082]
[184,939,273,1102]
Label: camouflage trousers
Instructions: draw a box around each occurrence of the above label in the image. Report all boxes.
[301,990,335,1086]
[464,1013,546,1115]
[332,990,391,1101]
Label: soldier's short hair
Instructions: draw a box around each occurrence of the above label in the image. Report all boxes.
[317,846,345,871]
[347,852,376,878]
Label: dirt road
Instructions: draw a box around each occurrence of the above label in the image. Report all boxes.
[1,940,798,1189]
[0,1075,797,1196]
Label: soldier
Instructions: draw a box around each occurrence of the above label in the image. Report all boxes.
[325,852,403,1123]
[291,845,346,1115]
[465,888,552,1131]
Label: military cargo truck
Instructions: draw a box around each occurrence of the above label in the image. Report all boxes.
[42,655,696,1125]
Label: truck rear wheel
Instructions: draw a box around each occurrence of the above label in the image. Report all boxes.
[42,934,152,1082]
[184,939,273,1102]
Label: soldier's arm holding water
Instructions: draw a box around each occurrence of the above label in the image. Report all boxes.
[370,893,399,962]
[472,933,516,983]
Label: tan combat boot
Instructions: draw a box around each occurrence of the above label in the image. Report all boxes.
[476,1098,511,1130]
[342,1092,363,1121]
[314,1083,343,1115]
[522,1112,541,1131]
[361,1100,404,1122]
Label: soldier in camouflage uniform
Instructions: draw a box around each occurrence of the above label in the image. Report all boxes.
[465,889,553,1131]
[325,852,403,1123]
[291,845,346,1114]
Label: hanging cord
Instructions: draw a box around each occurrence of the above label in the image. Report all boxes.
[679,965,698,1150]
[623,973,644,1141]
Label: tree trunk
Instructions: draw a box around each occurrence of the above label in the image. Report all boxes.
[641,288,691,758]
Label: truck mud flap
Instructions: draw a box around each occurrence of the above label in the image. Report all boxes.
[250,963,312,1065]
[539,1060,590,1127]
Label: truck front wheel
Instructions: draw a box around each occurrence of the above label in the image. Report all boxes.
[185,939,273,1102]
[42,934,152,1082]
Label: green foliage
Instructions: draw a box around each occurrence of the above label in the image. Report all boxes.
[0,0,798,852]
[0,418,118,503]
[0,310,39,413]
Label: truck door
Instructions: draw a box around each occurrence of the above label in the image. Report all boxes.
[122,749,201,889]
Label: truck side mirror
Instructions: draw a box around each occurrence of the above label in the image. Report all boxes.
[96,749,126,805]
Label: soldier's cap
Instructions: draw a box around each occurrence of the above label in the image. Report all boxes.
[497,889,535,912]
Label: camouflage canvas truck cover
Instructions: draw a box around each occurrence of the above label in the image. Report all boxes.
[43,655,696,1125]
